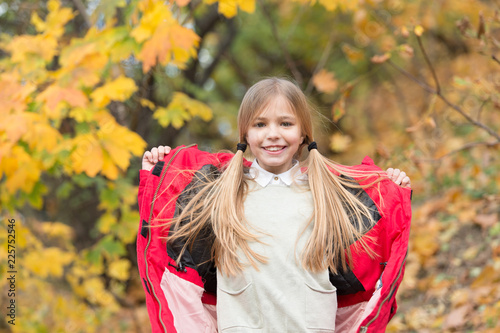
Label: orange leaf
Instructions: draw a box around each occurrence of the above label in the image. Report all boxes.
[332,96,346,122]
[37,85,88,110]
[371,53,391,64]
[139,22,200,72]
[442,304,472,330]
[312,69,338,94]
[473,214,498,229]
[341,43,364,64]
[175,0,191,6]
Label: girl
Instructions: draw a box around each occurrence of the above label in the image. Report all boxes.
[137,78,412,333]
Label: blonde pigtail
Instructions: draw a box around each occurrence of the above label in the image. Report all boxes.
[167,146,267,277]
[302,145,379,275]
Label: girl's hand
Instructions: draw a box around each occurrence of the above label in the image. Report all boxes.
[142,146,172,171]
[386,168,411,188]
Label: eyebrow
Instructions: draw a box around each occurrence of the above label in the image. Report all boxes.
[254,115,296,121]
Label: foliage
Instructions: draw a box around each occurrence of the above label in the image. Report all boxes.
[0,0,499,331]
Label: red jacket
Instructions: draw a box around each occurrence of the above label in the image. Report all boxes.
[136,145,412,333]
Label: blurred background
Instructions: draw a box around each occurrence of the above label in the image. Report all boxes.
[0,0,499,332]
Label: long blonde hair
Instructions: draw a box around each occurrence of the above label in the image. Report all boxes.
[165,77,381,276]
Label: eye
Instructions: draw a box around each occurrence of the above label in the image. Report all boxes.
[281,122,293,127]
[254,122,265,128]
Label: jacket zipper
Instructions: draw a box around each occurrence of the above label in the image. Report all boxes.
[144,145,194,333]
[359,250,408,333]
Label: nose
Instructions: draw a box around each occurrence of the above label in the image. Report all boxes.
[265,124,280,140]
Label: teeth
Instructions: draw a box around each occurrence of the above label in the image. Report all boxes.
[264,147,284,151]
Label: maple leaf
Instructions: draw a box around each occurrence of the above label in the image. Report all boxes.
[341,43,364,64]
[39,85,89,109]
[0,73,36,113]
[108,259,131,281]
[91,0,126,23]
[138,21,200,72]
[204,0,256,18]
[329,132,352,152]
[153,92,213,129]
[90,76,137,107]
[176,0,191,5]
[0,146,42,194]
[31,0,75,38]
[71,133,104,178]
[21,113,62,152]
[332,96,346,122]
[312,69,338,93]
[371,53,391,64]
[24,247,74,278]
[130,1,172,43]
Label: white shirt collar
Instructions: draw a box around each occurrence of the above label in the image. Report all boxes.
[248,159,307,187]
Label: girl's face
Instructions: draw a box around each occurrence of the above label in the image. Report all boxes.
[246,96,304,174]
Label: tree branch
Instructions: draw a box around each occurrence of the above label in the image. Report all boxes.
[387,57,500,142]
[70,0,91,28]
[492,54,500,66]
[416,35,441,94]
[305,30,336,95]
[387,60,437,94]
[257,0,303,86]
[417,141,500,162]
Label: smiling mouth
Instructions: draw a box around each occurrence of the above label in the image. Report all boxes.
[263,146,286,152]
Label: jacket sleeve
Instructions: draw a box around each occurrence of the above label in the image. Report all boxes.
[138,169,151,214]
[357,185,412,333]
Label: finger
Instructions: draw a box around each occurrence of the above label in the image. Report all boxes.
[158,146,165,160]
[143,151,152,161]
[391,169,401,182]
[401,176,411,188]
[386,168,394,179]
[395,171,406,185]
[151,147,159,163]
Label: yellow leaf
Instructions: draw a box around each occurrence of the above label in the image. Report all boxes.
[90,76,137,107]
[6,35,58,68]
[24,247,74,278]
[96,112,147,170]
[131,1,172,43]
[153,92,213,129]
[40,222,74,240]
[154,106,191,129]
[414,25,424,36]
[100,152,119,180]
[0,146,42,194]
[341,43,364,64]
[108,259,131,281]
[22,113,63,151]
[71,133,104,177]
[97,213,117,234]
[83,277,119,308]
[237,0,256,13]
[330,133,351,153]
[69,106,98,122]
[318,0,339,11]
[139,98,155,110]
[204,0,256,18]
[471,265,500,289]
